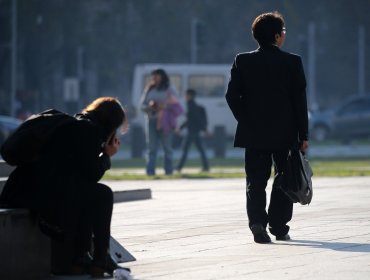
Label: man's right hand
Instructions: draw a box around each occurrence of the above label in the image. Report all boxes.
[301,140,309,152]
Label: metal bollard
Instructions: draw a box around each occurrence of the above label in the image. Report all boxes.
[213,125,226,158]
[130,124,145,158]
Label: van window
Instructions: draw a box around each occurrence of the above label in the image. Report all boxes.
[188,75,225,97]
[142,74,182,95]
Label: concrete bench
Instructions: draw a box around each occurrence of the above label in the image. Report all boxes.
[0,161,15,194]
[0,161,50,279]
[0,208,51,280]
[0,161,152,202]
[0,160,150,279]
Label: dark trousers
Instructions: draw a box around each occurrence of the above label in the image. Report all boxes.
[244,149,293,236]
[177,133,209,171]
[1,166,113,263]
[146,119,173,175]
[73,183,113,260]
[50,183,113,272]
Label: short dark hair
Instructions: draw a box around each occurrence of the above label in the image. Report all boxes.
[251,12,285,46]
[186,89,197,98]
[151,68,170,90]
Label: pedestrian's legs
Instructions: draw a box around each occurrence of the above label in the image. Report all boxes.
[90,183,113,260]
[268,150,293,236]
[161,131,174,175]
[146,120,159,175]
[73,205,93,259]
[78,183,128,277]
[193,133,209,171]
[176,134,192,171]
[71,182,113,266]
[244,149,272,229]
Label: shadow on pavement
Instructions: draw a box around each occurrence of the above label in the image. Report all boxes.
[279,239,370,253]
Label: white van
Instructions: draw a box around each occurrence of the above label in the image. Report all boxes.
[131,63,237,136]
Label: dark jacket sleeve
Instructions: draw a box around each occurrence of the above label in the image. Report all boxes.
[48,120,110,184]
[292,56,309,141]
[225,55,244,122]
[71,122,111,183]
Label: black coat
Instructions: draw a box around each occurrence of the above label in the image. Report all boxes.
[0,113,111,225]
[225,45,309,149]
[180,100,206,134]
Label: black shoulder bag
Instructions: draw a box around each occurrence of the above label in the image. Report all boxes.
[280,149,313,205]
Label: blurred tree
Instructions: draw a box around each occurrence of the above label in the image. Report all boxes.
[0,0,369,113]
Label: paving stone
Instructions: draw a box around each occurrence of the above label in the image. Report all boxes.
[106,177,370,280]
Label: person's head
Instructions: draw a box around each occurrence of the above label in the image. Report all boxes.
[185,89,196,101]
[83,97,128,137]
[150,68,170,91]
[251,11,286,47]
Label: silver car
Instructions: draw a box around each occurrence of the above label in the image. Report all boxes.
[310,95,370,142]
[0,115,21,147]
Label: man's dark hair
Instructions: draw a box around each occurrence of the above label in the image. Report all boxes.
[151,68,170,91]
[251,12,285,46]
[186,89,197,98]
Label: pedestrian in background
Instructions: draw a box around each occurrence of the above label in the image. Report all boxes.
[226,12,309,243]
[176,89,209,172]
[140,69,183,176]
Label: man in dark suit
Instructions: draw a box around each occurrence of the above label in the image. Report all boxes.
[225,12,309,243]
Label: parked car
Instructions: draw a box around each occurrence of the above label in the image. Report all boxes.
[0,115,21,148]
[310,95,370,142]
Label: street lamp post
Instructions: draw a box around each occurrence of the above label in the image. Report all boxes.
[190,18,198,64]
[10,0,17,117]
[358,25,365,96]
[307,22,318,111]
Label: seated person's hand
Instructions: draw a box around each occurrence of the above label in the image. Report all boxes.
[104,133,120,157]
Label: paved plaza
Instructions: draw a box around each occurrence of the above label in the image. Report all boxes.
[102,176,370,280]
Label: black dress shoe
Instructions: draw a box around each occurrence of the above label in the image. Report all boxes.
[69,251,93,274]
[251,224,271,244]
[90,254,131,278]
[276,234,291,241]
[52,252,93,276]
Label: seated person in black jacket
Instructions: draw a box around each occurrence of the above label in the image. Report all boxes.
[0,97,129,277]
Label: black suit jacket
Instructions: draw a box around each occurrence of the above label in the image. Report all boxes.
[226,45,309,149]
